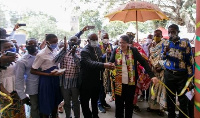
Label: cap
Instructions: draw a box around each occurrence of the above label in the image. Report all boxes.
[0,28,10,39]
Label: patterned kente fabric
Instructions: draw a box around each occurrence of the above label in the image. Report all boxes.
[133,42,151,104]
[0,91,26,118]
[99,41,112,54]
[149,39,167,109]
[115,47,135,96]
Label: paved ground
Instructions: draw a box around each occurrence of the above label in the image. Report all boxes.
[59,95,168,118]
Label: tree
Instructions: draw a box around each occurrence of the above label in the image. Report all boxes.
[18,12,70,41]
[79,10,103,38]
[0,4,8,27]
[148,0,196,33]
[103,22,129,38]
[74,0,196,33]
[9,11,20,26]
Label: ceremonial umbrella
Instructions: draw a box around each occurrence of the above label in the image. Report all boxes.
[105,1,168,42]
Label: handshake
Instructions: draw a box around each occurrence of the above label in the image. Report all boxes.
[104,62,115,70]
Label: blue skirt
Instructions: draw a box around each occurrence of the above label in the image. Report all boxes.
[38,66,63,115]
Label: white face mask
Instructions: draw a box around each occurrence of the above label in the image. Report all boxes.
[90,40,99,47]
[102,39,109,44]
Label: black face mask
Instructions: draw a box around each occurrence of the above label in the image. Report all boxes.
[26,45,38,54]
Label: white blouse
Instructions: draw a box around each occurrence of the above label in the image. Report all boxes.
[32,46,58,71]
[0,63,16,93]
[122,53,128,84]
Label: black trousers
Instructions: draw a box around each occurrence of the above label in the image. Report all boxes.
[115,84,135,118]
[164,69,189,118]
[98,81,106,106]
[80,87,100,118]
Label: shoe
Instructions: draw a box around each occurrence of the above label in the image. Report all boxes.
[146,107,152,112]
[133,105,141,113]
[93,115,99,118]
[138,96,144,102]
[58,106,64,113]
[157,110,164,117]
[98,105,106,113]
[103,103,111,109]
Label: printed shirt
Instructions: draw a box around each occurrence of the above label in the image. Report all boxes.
[161,39,194,77]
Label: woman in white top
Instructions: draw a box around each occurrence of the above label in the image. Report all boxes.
[109,35,158,118]
[31,34,63,118]
[0,39,26,118]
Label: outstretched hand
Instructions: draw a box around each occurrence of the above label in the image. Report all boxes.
[104,62,115,70]
[13,23,20,31]
[82,26,89,32]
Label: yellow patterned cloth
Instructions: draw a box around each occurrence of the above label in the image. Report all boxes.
[0,91,25,118]
[148,40,167,109]
[115,47,135,96]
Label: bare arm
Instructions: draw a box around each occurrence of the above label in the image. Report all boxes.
[30,68,63,76]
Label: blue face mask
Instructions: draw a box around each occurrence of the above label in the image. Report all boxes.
[5,47,16,53]
[50,44,57,50]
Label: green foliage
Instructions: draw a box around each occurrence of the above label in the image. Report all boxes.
[0,4,7,27]
[103,21,129,39]
[9,11,20,25]
[79,10,103,38]
[17,12,70,42]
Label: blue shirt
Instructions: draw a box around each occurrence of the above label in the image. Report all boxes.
[161,39,194,77]
[15,53,39,99]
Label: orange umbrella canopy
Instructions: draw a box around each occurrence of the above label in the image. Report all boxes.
[105,1,168,42]
[105,1,168,23]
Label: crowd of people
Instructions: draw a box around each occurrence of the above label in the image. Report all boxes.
[0,23,195,118]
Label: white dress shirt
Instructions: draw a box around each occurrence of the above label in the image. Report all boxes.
[15,53,39,99]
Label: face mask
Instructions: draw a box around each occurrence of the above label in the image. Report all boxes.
[5,47,16,53]
[50,44,57,50]
[26,45,38,54]
[102,39,109,44]
[153,37,161,43]
[46,41,58,50]
[90,40,98,47]
[69,42,77,47]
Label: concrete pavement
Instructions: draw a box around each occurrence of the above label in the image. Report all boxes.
[59,95,168,118]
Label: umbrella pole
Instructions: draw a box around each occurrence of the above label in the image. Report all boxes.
[136,10,139,43]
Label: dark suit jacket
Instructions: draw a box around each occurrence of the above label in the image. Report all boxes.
[80,45,105,89]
